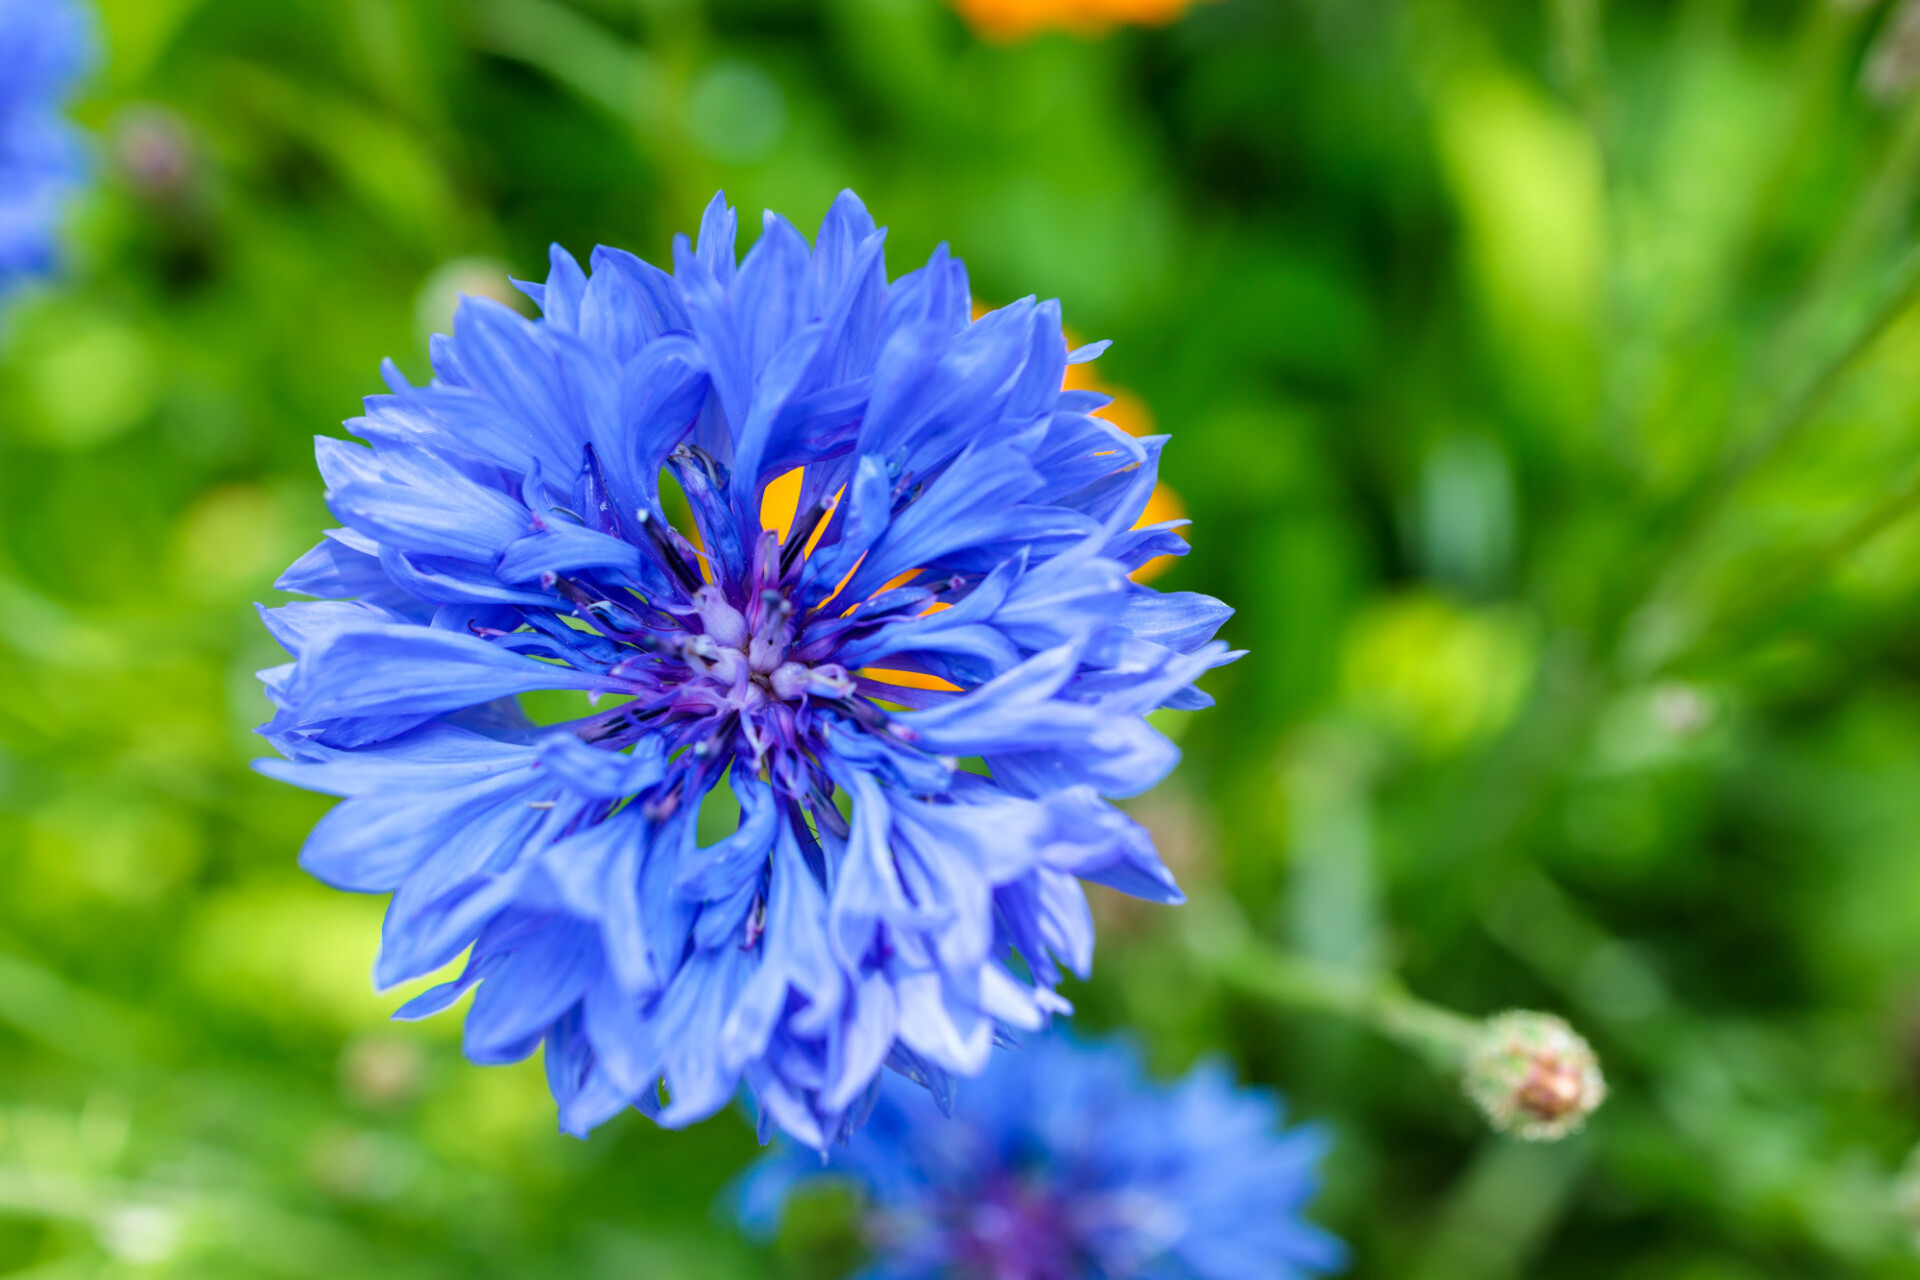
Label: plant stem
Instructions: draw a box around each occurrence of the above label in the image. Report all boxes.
[1716,245,1920,500]
[1620,244,1920,673]
[1677,463,1920,664]
[1181,898,1479,1071]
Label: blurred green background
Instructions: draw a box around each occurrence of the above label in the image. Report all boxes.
[10,0,1920,1274]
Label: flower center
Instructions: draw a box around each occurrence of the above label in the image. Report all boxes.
[673,580,856,715]
[541,502,896,805]
[946,1178,1086,1280]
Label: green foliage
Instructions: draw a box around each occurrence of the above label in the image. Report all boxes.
[5,0,1920,1274]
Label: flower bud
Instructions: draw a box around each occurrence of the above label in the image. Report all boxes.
[114,106,197,205]
[1463,1011,1606,1141]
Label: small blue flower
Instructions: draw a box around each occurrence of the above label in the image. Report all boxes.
[0,0,92,301]
[258,191,1238,1147]
[738,1034,1346,1280]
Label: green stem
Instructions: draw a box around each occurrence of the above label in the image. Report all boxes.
[1621,244,1920,670]
[1715,244,1920,500]
[1679,463,1920,664]
[1764,90,1920,374]
[1182,900,1479,1071]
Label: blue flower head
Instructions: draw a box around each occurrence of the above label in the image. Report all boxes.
[738,1034,1346,1280]
[257,192,1238,1147]
[0,0,92,300]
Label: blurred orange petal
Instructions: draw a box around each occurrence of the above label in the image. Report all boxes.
[953,0,1208,40]
[977,303,1187,581]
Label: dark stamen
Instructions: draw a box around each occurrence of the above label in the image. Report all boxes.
[635,507,703,594]
[780,500,830,576]
[575,710,633,744]
[543,573,653,642]
[671,443,728,487]
[830,696,892,734]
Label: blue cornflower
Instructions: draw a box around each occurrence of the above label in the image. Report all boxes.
[257,191,1237,1147]
[0,0,92,300]
[738,1033,1345,1280]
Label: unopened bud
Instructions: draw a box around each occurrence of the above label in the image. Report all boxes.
[1463,1011,1606,1141]
[114,107,197,204]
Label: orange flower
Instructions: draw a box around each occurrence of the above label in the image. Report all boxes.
[953,0,1208,41]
